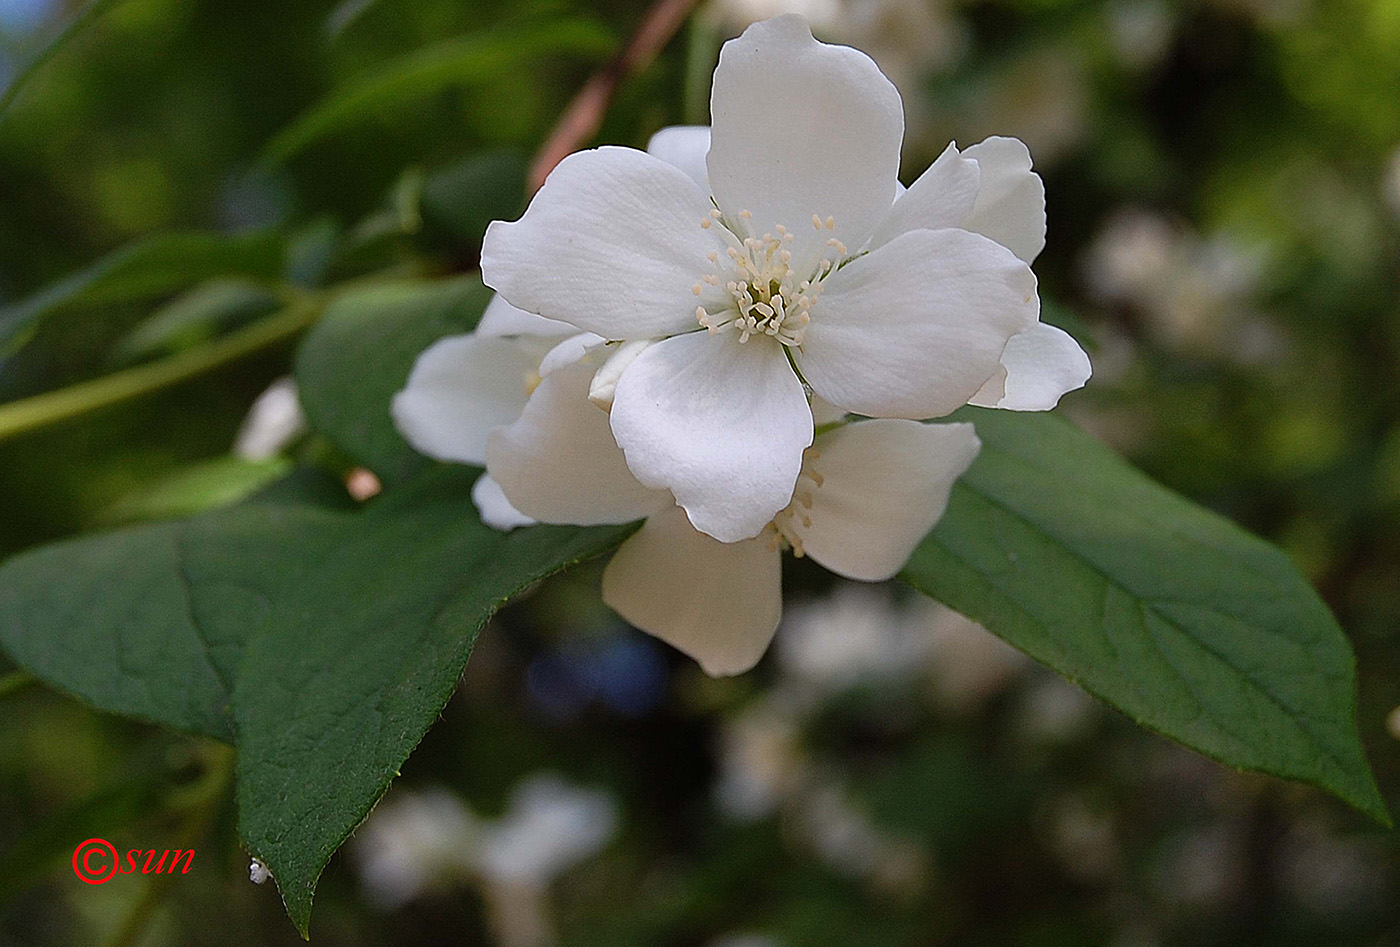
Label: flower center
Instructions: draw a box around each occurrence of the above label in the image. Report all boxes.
[692,210,849,347]
[767,447,825,556]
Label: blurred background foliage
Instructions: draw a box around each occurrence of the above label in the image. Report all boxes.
[0,0,1398,944]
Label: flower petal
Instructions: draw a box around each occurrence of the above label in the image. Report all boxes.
[391,334,550,465]
[796,419,980,581]
[797,228,1039,419]
[602,505,782,676]
[868,141,980,251]
[487,361,670,526]
[476,294,575,338]
[961,136,1046,264]
[471,474,536,531]
[707,15,903,269]
[970,321,1091,410]
[646,125,711,190]
[610,331,812,542]
[481,146,726,340]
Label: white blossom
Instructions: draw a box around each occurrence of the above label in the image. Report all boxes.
[483,350,980,675]
[480,15,1089,543]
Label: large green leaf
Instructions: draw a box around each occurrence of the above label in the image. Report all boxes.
[0,231,284,357]
[0,464,635,934]
[902,408,1389,825]
[261,21,615,164]
[0,474,342,741]
[294,276,490,483]
[0,519,240,740]
[222,468,634,935]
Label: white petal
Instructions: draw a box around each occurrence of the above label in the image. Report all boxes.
[537,332,606,378]
[602,505,782,676]
[646,125,711,190]
[961,137,1046,264]
[472,474,536,531]
[797,228,1039,419]
[868,142,981,251]
[797,420,980,581]
[487,362,669,526]
[391,334,550,465]
[707,15,903,269]
[969,321,1091,410]
[610,331,812,543]
[476,294,575,338]
[481,146,726,340]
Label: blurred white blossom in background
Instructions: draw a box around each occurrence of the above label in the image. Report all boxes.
[352,775,618,947]
[233,376,307,461]
[1083,209,1284,363]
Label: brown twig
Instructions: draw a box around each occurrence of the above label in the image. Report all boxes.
[528,0,703,194]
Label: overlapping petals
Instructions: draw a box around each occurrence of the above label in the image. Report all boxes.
[487,361,670,525]
[391,333,554,466]
[609,331,812,542]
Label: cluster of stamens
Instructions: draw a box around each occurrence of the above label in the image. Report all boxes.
[691,210,848,347]
[767,449,825,557]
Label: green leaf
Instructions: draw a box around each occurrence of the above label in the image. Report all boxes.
[0,473,341,742]
[902,408,1389,825]
[294,277,491,483]
[0,463,636,934]
[223,467,635,935]
[0,520,240,740]
[261,21,615,164]
[0,231,285,358]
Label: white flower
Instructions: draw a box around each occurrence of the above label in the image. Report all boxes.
[481,15,1088,542]
[483,353,980,675]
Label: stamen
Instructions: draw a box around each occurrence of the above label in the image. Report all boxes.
[768,448,826,555]
[693,213,851,347]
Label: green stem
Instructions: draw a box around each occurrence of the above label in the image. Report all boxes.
[0,302,321,444]
[0,0,128,117]
[0,670,36,700]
